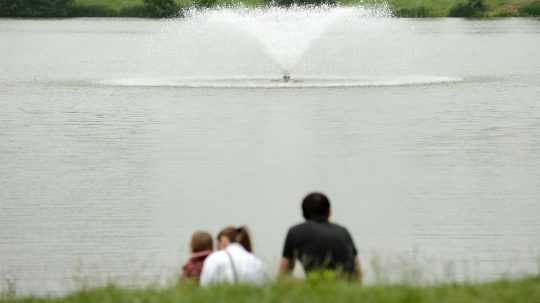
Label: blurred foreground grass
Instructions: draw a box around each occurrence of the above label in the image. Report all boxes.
[2,276,540,303]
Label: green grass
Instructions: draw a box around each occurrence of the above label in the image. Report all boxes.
[386,0,458,17]
[70,0,180,17]
[73,0,144,12]
[341,0,540,16]
[2,276,540,303]
[520,0,540,15]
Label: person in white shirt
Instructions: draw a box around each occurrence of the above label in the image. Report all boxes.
[200,226,267,286]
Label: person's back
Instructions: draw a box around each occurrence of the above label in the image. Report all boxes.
[200,243,266,286]
[200,226,266,286]
[280,192,362,281]
[284,220,357,274]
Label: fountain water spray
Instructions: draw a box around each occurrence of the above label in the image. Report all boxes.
[184,5,392,80]
[100,5,464,88]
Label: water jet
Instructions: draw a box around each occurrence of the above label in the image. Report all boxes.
[107,6,462,89]
[184,6,392,73]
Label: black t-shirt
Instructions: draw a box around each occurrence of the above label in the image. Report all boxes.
[282,220,358,275]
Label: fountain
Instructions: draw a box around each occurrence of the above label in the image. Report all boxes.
[185,6,389,75]
[184,5,392,82]
[282,72,291,82]
[100,5,463,88]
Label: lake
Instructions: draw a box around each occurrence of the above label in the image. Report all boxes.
[1,15,540,295]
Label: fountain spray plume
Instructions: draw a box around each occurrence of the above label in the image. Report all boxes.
[103,4,464,89]
[183,4,392,78]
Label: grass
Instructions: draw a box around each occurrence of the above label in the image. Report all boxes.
[69,0,177,17]
[519,0,540,15]
[2,275,540,303]
[349,0,540,16]
[72,0,144,12]
[381,0,459,17]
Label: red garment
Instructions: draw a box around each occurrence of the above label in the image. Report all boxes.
[182,250,211,280]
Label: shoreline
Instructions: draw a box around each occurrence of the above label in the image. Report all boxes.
[1,0,540,18]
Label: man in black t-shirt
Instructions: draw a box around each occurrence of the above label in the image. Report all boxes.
[279,192,362,282]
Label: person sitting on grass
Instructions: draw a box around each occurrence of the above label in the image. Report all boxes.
[279,192,363,283]
[181,231,213,283]
[200,226,267,286]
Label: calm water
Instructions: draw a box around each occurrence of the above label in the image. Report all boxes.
[1,16,540,295]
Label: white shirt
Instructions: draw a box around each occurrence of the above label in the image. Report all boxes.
[200,243,267,286]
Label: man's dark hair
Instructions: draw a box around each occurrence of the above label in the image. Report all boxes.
[302,192,331,221]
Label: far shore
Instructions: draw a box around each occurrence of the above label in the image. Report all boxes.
[1,0,540,18]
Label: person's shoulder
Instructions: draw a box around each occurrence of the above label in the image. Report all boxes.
[288,221,310,232]
[203,250,227,266]
[192,250,211,260]
[329,222,352,234]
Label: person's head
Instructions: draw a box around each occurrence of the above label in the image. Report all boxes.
[217,226,252,252]
[190,231,213,253]
[302,192,331,221]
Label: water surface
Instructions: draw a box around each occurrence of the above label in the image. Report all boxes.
[1,16,540,295]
